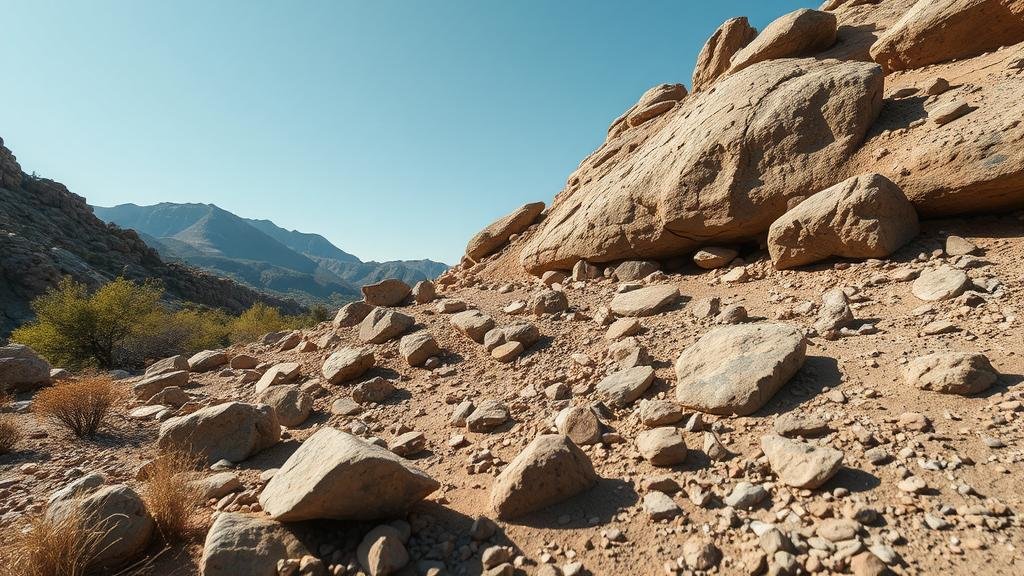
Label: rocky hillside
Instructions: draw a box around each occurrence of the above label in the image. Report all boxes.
[2,2,1024,576]
[94,203,448,305]
[0,138,302,336]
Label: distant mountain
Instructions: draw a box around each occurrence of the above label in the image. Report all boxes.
[93,203,448,306]
[0,138,303,336]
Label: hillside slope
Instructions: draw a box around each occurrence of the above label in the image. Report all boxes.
[0,138,302,336]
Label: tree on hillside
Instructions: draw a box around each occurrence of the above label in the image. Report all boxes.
[12,277,163,369]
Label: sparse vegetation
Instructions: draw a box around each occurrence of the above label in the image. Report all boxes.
[0,415,21,455]
[0,505,107,576]
[33,377,116,438]
[12,277,317,370]
[141,449,203,542]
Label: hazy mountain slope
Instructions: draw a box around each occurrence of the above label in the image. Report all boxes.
[95,203,449,302]
[245,218,360,263]
[0,138,303,336]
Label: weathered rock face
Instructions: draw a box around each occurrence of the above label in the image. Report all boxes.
[490,434,598,519]
[869,0,1024,72]
[519,58,883,272]
[158,402,280,464]
[200,512,310,576]
[465,202,545,261]
[0,343,52,392]
[675,324,807,416]
[842,43,1024,217]
[904,352,998,395]
[259,428,439,522]
[692,17,757,92]
[47,484,154,570]
[768,173,920,269]
[728,9,838,75]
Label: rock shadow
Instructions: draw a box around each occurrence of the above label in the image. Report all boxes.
[757,355,842,418]
[503,477,638,530]
[823,466,881,494]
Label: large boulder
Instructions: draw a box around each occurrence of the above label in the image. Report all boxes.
[322,348,375,384]
[259,428,439,522]
[692,17,757,92]
[675,324,807,416]
[0,343,51,392]
[768,174,919,269]
[450,310,496,343]
[904,352,998,395]
[362,279,412,307]
[728,9,838,74]
[200,512,310,576]
[519,57,883,272]
[465,201,546,261]
[158,402,280,464]
[869,0,1024,72]
[490,434,598,519]
[359,308,415,344]
[47,484,154,570]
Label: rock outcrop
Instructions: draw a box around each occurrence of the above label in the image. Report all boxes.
[692,17,757,92]
[727,9,838,75]
[519,58,883,272]
[465,202,545,261]
[869,0,1024,72]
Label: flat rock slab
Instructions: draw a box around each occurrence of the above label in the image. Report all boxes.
[911,267,969,301]
[597,365,655,407]
[675,323,806,416]
[321,348,375,385]
[610,285,679,317]
[761,434,843,489]
[904,352,998,395]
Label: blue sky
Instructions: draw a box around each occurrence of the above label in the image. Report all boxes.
[2,0,812,264]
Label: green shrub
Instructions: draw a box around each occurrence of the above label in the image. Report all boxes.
[227,302,296,344]
[12,278,163,369]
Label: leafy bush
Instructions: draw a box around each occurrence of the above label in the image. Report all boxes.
[142,449,203,542]
[12,277,163,370]
[12,277,317,370]
[227,302,297,343]
[33,377,116,438]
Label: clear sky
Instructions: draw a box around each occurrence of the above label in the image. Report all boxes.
[2,0,812,265]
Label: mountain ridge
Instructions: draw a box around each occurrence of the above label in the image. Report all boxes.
[93,202,448,305]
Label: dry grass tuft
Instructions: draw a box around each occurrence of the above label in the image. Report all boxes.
[141,449,203,543]
[0,506,108,576]
[0,415,22,455]
[33,376,116,438]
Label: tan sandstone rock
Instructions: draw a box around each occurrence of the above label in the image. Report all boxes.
[465,201,545,261]
[692,17,757,92]
[490,434,598,519]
